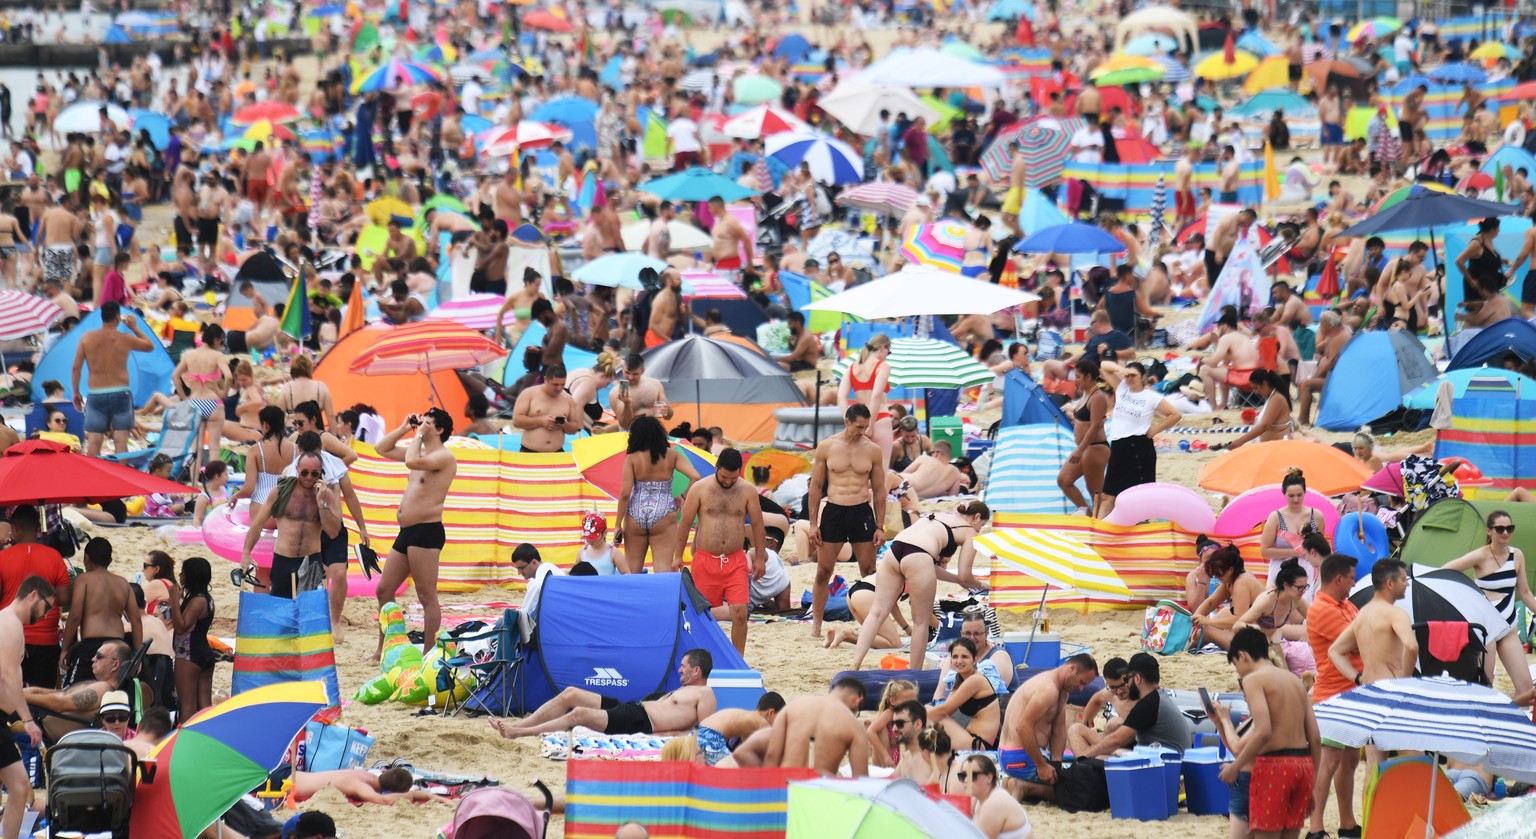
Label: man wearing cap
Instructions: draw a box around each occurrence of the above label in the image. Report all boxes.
[512,543,562,620]
[1074,653,1191,757]
[775,312,821,373]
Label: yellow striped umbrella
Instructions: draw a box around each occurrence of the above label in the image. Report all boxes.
[974,527,1133,615]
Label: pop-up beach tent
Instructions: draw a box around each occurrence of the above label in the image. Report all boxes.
[1434,379,1536,492]
[32,307,175,406]
[1448,318,1536,371]
[1315,330,1437,431]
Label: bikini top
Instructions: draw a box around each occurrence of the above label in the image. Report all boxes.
[1074,401,1092,422]
[848,361,889,395]
[957,685,998,718]
[925,514,968,559]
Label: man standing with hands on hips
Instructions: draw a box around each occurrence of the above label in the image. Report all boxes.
[373,408,459,659]
[674,449,766,656]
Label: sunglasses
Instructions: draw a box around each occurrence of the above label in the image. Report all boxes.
[891,719,910,729]
[49,417,66,425]
[1493,525,1517,535]
[100,713,129,724]
[298,469,323,479]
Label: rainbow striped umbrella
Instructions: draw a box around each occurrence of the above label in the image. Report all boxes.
[414,41,458,65]
[571,433,715,501]
[832,336,993,389]
[348,320,508,377]
[0,291,63,340]
[426,294,514,332]
[129,682,328,839]
[901,220,968,272]
[352,59,441,93]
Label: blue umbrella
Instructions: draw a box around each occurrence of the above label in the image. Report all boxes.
[1231,89,1314,118]
[128,109,170,149]
[1124,32,1178,55]
[460,114,493,135]
[1237,31,1279,57]
[765,132,864,185]
[985,0,1034,21]
[1014,221,1125,254]
[637,167,760,202]
[307,4,346,16]
[572,253,670,290]
[531,96,598,125]
[1392,74,1434,93]
[1402,369,1536,409]
[1428,62,1486,84]
[1339,187,1515,237]
[772,33,812,61]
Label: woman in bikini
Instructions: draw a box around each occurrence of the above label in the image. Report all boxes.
[614,415,701,573]
[1259,468,1319,566]
[1191,544,1265,648]
[838,333,895,469]
[928,638,1001,752]
[1230,558,1315,681]
[565,351,620,432]
[823,571,911,649]
[172,324,231,474]
[965,754,1033,839]
[1226,370,1295,449]
[849,500,990,671]
[960,215,992,279]
[164,557,216,725]
[231,406,292,514]
[1058,357,1111,516]
[277,355,335,429]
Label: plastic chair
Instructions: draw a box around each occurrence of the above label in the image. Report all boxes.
[24,402,86,440]
[115,401,201,476]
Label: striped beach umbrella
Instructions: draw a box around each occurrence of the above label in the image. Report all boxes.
[764,131,864,185]
[0,291,63,341]
[836,181,919,217]
[900,220,967,272]
[975,526,1134,614]
[679,271,747,300]
[832,337,993,389]
[721,105,811,139]
[980,118,1081,186]
[348,321,507,377]
[1153,54,1190,82]
[426,294,514,332]
[478,121,572,156]
[351,59,441,94]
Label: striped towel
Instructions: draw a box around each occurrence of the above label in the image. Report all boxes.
[983,424,1080,514]
[541,727,673,761]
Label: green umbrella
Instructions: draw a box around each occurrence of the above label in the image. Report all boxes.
[1094,66,1166,86]
[919,95,963,133]
[939,41,986,61]
[734,76,783,105]
[352,22,380,54]
[832,337,992,389]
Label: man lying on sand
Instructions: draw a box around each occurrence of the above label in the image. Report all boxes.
[292,767,448,805]
[489,649,715,739]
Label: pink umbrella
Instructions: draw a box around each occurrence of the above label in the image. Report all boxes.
[0,291,63,340]
[836,181,919,217]
[1361,462,1403,496]
[426,293,513,332]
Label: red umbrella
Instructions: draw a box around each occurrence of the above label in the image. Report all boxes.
[229,102,302,126]
[523,9,573,32]
[411,91,443,120]
[1458,171,1495,192]
[1114,135,1163,164]
[0,440,193,506]
[347,321,507,377]
[1500,81,1536,102]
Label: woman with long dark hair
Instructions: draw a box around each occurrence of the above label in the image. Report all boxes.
[614,415,701,573]
[1227,369,1294,449]
[166,557,215,723]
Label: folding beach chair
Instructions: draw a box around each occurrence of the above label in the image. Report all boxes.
[114,401,202,479]
[452,609,530,717]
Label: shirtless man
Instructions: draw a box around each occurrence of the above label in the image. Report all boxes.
[673,449,766,654]
[1217,147,1242,203]
[292,767,445,805]
[1222,628,1321,839]
[0,575,52,839]
[472,221,509,295]
[707,196,753,276]
[384,218,417,264]
[1206,207,1256,284]
[1329,558,1417,688]
[645,267,683,349]
[900,440,970,498]
[1270,279,1311,329]
[196,174,225,265]
[1197,311,1263,410]
[373,408,458,658]
[581,198,622,260]
[511,363,580,453]
[775,312,820,372]
[18,174,48,245]
[1319,88,1343,168]
[242,451,342,600]
[0,205,25,290]
[37,198,82,293]
[1000,654,1099,797]
[765,678,870,776]
[172,169,197,258]
[243,141,271,210]
[1401,85,1429,141]
[532,298,567,369]
[26,637,128,746]
[612,353,674,429]
[491,649,716,738]
[493,169,523,230]
[61,537,141,689]
[807,405,885,639]
[694,692,783,767]
[643,202,674,260]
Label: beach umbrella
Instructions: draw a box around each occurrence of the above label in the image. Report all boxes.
[1123,32,1178,56]
[1014,221,1125,254]
[1340,187,1516,238]
[1240,55,1290,93]
[348,321,507,378]
[218,136,260,154]
[733,76,784,106]
[720,105,810,139]
[1152,54,1191,82]
[410,91,444,120]
[975,526,1133,616]
[636,167,759,202]
[571,252,671,290]
[1093,64,1166,87]
[1194,49,1259,80]
[241,120,296,143]
[53,101,130,134]
[1197,439,1373,496]
[1236,31,1279,57]
[1090,54,1164,82]
[818,83,938,137]
[414,41,458,65]
[771,33,812,62]
[806,265,1038,319]
[1470,42,1522,62]
[230,101,302,126]
[351,59,440,93]
[530,95,599,125]
[127,110,170,149]
[478,121,571,155]
[978,118,1080,186]
[985,0,1034,22]
[0,439,193,505]
[940,40,986,62]
[835,181,919,217]
[1459,171,1497,193]
[571,433,715,501]
[1306,59,1366,90]
[130,682,329,839]
[1231,89,1313,118]
[641,333,790,426]
[307,3,346,17]
[1402,369,1536,409]
[619,219,712,253]
[764,131,864,185]
[832,337,993,389]
[1429,62,1487,84]
[1346,17,1402,41]
[1370,181,1457,213]
[364,195,413,227]
[1347,566,1510,640]
[522,8,573,31]
[425,294,515,332]
[805,229,877,266]
[854,47,1007,88]
[900,220,967,272]
[0,291,63,340]
[1500,80,1536,102]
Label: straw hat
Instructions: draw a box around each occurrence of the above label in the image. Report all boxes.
[1180,380,1206,401]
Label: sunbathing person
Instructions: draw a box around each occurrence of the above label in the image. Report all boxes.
[899,441,971,499]
[292,767,448,804]
[22,638,131,743]
[490,649,716,739]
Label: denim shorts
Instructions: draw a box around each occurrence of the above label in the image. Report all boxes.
[84,389,134,434]
[1230,770,1252,821]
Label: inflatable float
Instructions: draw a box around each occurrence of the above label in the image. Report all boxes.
[1334,512,1391,582]
[203,500,390,598]
[1212,485,1339,538]
[1104,482,1217,532]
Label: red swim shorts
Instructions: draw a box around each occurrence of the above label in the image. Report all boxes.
[715,255,742,271]
[1248,752,1316,833]
[690,548,750,607]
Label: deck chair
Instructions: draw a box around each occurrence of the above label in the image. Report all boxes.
[451,609,530,717]
[1413,622,1489,686]
[24,402,86,440]
[115,401,201,479]
[26,642,152,748]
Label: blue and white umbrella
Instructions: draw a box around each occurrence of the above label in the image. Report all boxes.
[1429,62,1488,84]
[765,131,865,185]
[571,252,671,290]
[1153,54,1190,82]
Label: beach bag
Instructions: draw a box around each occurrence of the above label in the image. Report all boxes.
[1055,757,1111,813]
[301,720,374,772]
[1142,599,1197,655]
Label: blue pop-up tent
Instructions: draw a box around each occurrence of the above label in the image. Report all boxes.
[32,308,175,406]
[1448,318,1536,371]
[1001,368,1069,429]
[1315,330,1437,430]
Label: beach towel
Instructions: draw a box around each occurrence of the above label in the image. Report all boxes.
[540,727,672,761]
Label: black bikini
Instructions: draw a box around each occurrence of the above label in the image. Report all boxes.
[889,515,968,565]
[1073,396,1110,447]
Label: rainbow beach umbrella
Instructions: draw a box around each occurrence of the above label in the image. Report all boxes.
[352,59,441,93]
[572,434,716,501]
[130,682,328,839]
[901,220,968,272]
[1372,181,1455,213]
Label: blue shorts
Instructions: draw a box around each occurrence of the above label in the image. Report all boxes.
[961,265,987,278]
[1230,770,1252,821]
[1322,123,1343,146]
[1218,191,1239,204]
[695,724,731,766]
[1000,747,1050,782]
[84,389,134,434]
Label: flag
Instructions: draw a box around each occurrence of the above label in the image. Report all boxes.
[1496,166,1506,202]
[340,275,366,338]
[281,266,312,340]
[509,145,523,193]
[1263,141,1280,202]
[779,270,859,333]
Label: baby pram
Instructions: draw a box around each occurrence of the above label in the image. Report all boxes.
[44,729,138,839]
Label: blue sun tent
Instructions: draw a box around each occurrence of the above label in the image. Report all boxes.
[32,308,175,406]
[1315,330,1438,431]
[467,572,749,716]
[1448,318,1536,371]
[1001,368,1070,429]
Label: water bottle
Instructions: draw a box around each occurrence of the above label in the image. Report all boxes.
[1495,778,1507,798]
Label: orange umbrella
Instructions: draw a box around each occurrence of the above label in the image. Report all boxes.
[339,277,366,338]
[348,321,506,377]
[1198,439,1374,497]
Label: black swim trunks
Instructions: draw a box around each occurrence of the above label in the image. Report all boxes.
[0,726,19,770]
[392,521,446,554]
[600,695,653,735]
[270,552,323,599]
[319,528,348,568]
[819,501,877,544]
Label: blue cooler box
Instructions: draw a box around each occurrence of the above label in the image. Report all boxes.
[707,669,766,710]
[1135,746,1182,814]
[1182,746,1232,816]
[1106,755,1172,821]
[1001,631,1061,670]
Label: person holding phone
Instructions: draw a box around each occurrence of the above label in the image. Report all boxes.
[512,363,581,453]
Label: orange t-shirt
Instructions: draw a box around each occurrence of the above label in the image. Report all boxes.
[0,543,70,646]
[1308,590,1361,704]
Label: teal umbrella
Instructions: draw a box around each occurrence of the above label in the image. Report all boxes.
[733,76,783,105]
[636,167,760,202]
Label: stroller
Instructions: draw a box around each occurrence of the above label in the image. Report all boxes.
[44,729,139,839]
[446,787,547,839]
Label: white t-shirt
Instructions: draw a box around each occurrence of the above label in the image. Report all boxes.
[460,81,483,116]
[524,561,564,616]
[1070,126,1103,164]
[1109,381,1164,441]
[750,550,789,607]
[667,118,700,153]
